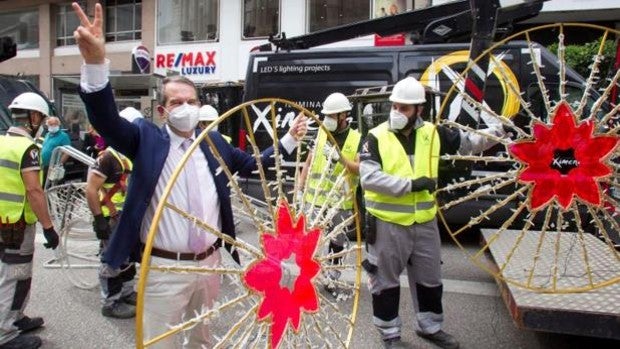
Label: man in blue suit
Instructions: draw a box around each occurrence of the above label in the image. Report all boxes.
[72,3,307,347]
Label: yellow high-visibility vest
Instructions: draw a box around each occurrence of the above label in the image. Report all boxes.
[305,128,361,210]
[99,148,133,218]
[0,136,40,224]
[364,122,439,225]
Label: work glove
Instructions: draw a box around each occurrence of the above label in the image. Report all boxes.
[411,177,436,192]
[362,259,378,274]
[93,214,111,240]
[43,226,59,249]
[322,144,340,163]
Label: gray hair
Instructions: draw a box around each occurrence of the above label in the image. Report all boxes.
[46,116,60,125]
[160,76,198,106]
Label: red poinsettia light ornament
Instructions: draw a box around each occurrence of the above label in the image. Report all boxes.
[243,200,321,348]
[509,102,618,211]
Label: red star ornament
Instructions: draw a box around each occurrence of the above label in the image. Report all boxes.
[243,200,321,348]
[509,102,618,211]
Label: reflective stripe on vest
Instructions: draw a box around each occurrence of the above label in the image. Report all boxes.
[0,135,39,224]
[99,148,132,217]
[364,122,440,225]
[305,128,361,210]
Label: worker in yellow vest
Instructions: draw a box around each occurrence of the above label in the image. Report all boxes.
[85,107,141,319]
[0,92,59,349]
[299,92,361,298]
[360,77,507,349]
[198,104,232,143]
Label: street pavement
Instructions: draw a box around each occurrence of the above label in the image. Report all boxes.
[24,225,619,349]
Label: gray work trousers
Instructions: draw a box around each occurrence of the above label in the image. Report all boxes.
[98,215,136,307]
[0,225,36,345]
[367,217,444,340]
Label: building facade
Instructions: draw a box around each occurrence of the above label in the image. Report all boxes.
[0,0,618,136]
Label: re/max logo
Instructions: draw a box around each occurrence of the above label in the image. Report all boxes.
[155,51,216,69]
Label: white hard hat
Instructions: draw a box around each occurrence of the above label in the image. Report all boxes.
[321,92,351,115]
[389,76,426,104]
[8,92,50,118]
[119,107,143,123]
[199,105,219,121]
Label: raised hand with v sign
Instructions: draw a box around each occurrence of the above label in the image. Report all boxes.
[72,2,106,64]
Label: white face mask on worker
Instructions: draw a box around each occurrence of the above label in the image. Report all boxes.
[323,116,338,132]
[166,103,200,132]
[389,110,409,130]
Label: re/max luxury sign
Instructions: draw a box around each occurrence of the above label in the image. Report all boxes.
[154,46,220,82]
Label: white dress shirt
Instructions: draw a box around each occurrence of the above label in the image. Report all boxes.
[140,127,219,252]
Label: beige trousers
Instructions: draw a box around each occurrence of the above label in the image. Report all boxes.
[143,250,221,349]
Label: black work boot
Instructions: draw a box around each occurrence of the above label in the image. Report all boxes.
[416,329,459,349]
[13,316,44,332]
[383,337,408,349]
[101,302,136,319]
[121,292,138,306]
[0,334,42,349]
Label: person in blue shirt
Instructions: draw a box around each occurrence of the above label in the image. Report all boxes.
[41,116,71,182]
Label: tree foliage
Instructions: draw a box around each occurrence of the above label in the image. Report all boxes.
[548,38,617,86]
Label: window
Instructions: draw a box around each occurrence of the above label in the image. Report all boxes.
[56,2,84,46]
[243,0,280,39]
[157,0,219,45]
[374,0,407,17]
[308,0,370,32]
[0,9,39,49]
[106,0,142,42]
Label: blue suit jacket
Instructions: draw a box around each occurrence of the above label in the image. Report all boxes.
[80,83,275,268]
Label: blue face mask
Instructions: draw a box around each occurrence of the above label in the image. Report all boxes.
[48,126,59,133]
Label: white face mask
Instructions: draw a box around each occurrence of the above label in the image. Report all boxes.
[166,103,200,132]
[323,116,338,132]
[389,110,409,130]
[48,126,59,133]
